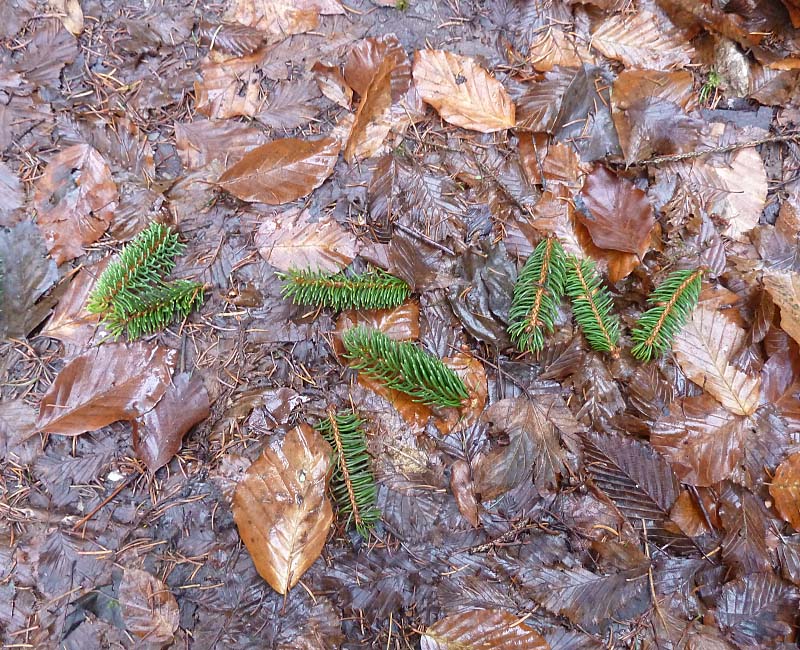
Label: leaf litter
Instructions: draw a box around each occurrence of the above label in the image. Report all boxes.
[3,0,800,648]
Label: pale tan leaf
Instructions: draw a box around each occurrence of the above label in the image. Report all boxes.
[422,609,550,650]
[770,452,800,531]
[673,306,762,416]
[48,0,83,35]
[194,52,262,119]
[528,26,592,71]
[412,50,515,133]
[233,424,333,594]
[763,271,800,347]
[218,137,340,204]
[175,119,267,170]
[223,0,342,38]
[591,11,694,70]
[255,207,356,273]
[120,568,179,645]
[713,146,767,241]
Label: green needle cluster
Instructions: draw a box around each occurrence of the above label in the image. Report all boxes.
[563,256,621,353]
[278,268,410,311]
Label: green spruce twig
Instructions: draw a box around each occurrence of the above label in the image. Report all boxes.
[507,237,566,353]
[87,223,185,315]
[564,256,620,353]
[631,269,703,361]
[316,407,380,537]
[342,326,469,407]
[278,268,410,311]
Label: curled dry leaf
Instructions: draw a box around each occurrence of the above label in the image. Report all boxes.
[578,166,655,254]
[136,373,211,473]
[412,50,515,133]
[591,10,694,70]
[770,452,800,531]
[763,271,800,347]
[421,609,549,650]
[233,424,333,594]
[34,144,118,265]
[119,568,179,646]
[218,136,340,205]
[36,342,176,436]
[673,306,762,416]
[255,207,356,273]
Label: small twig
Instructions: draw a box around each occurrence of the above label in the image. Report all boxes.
[619,132,800,168]
[393,222,456,257]
[72,472,137,533]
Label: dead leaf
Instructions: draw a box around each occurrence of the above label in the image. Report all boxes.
[256,79,321,130]
[712,146,768,241]
[223,0,342,40]
[0,160,23,226]
[334,301,421,354]
[195,52,262,119]
[48,0,83,35]
[218,137,340,204]
[0,222,59,340]
[119,568,179,645]
[36,342,176,435]
[651,394,745,486]
[421,609,549,650]
[579,166,655,254]
[312,62,352,108]
[175,119,267,170]
[528,25,592,72]
[771,452,800,531]
[233,423,333,594]
[34,144,118,265]
[669,490,712,537]
[412,50,515,133]
[136,373,211,473]
[763,272,800,347]
[450,459,479,527]
[255,207,356,272]
[673,306,762,416]
[591,10,694,69]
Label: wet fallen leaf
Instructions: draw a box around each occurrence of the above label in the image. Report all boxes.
[255,207,356,273]
[669,490,712,537]
[36,342,176,435]
[412,50,515,133]
[48,0,83,35]
[449,459,479,527]
[34,144,118,264]
[312,62,352,108]
[0,222,59,340]
[579,166,655,254]
[136,373,211,473]
[0,160,23,226]
[218,137,340,204]
[673,307,761,416]
[119,568,179,645]
[233,423,333,594]
[175,118,267,170]
[194,52,262,119]
[335,301,420,354]
[763,271,800,347]
[223,0,343,40]
[770,452,800,531]
[256,79,321,130]
[421,609,549,649]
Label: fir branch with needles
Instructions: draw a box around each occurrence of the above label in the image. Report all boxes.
[342,326,469,407]
[631,268,703,361]
[507,237,566,353]
[564,255,620,353]
[87,222,185,315]
[278,268,410,311]
[316,408,380,537]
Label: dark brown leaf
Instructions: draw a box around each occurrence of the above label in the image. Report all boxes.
[719,485,772,575]
[421,609,549,650]
[515,66,592,133]
[34,144,118,264]
[770,452,800,531]
[36,342,176,435]
[175,119,267,170]
[136,373,211,473]
[0,161,23,226]
[578,166,655,254]
[449,459,479,527]
[218,137,340,205]
[119,568,179,645]
[257,79,322,130]
[233,423,333,594]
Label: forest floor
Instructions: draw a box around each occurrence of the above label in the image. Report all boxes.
[2,0,800,648]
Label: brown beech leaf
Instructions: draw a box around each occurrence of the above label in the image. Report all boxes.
[0,160,23,226]
[651,394,745,486]
[312,62,352,108]
[223,0,343,39]
[233,423,333,594]
[34,144,118,265]
[194,52,262,119]
[119,568,179,645]
[669,490,712,537]
[36,342,176,436]
[763,271,800,347]
[591,10,694,69]
[175,119,267,170]
[579,166,655,254]
[673,306,762,416]
[255,207,356,272]
[335,301,420,354]
[450,459,479,527]
[412,50,515,133]
[421,609,549,650]
[770,452,800,531]
[528,26,592,72]
[218,136,340,205]
[135,373,211,473]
